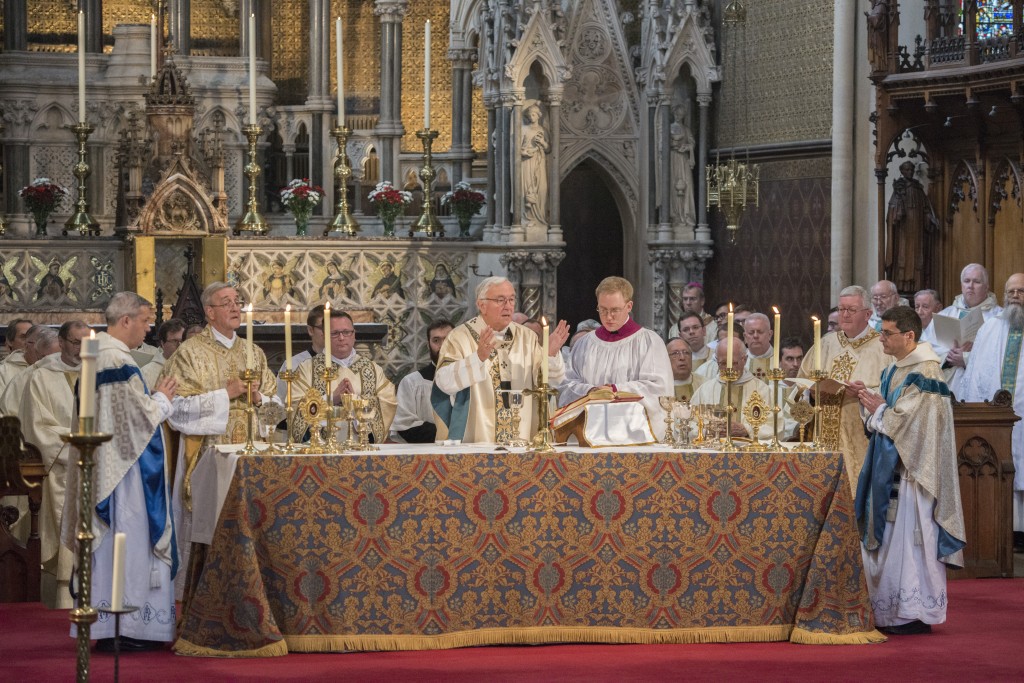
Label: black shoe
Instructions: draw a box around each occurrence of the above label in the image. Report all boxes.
[95,637,164,653]
[878,620,932,635]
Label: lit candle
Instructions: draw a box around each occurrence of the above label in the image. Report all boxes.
[248,13,257,125]
[150,13,157,78]
[335,17,345,126]
[726,303,734,370]
[284,304,293,372]
[541,317,549,385]
[245,304,254,369]
[423,20,431,129]
[324,302,332,371]
[79,329,98,420]
[78,11,86,123]
[772,306,781,370]
[812,316,822,371]
[110,532,126,609]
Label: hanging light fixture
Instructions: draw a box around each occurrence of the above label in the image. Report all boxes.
[706,0,759,245]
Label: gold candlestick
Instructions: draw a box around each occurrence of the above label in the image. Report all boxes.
[524,378,557,453]
[321,365,342,452]
[809,369,828,449]
[278,369,303,453]
[238,368,260,455]
[325,124,360,236]
[63,122,100,237]
[719,368,740,452]
[233,123,269,235]
[339,393,360,450]
[766,367,787,450]
[411,128,443,237]
[61,421,113,683]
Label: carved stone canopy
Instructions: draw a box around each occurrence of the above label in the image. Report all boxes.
[133,156,228,235]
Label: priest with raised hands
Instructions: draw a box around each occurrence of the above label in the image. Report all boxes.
[432,276,569,444]
[289,307,397,443]
[558,277,672,438]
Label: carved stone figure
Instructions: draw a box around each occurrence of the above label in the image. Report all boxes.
[520,102,550,228]
[885,161,939,293]
[867,0,890,73]
[670,105,696,228]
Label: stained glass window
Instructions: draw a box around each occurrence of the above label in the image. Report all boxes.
[976,1,1014,40]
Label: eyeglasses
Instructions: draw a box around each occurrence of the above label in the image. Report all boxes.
[209,299,244,309]
[836,307,867,315]
[597,307,627,317]
[1006,288,1024,297]
[878,329,909,339]
[481,296,516,307]
[668,350,691,358]
[328,329,356,339]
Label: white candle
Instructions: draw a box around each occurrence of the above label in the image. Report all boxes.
[150,13,157,78]
[110,532,126,609]
[248,13,257,125]
[424,20,431,129]
[246,304,254,369]
[78,11,86,123]
[812,316,822,371]
[772,306,781,370]
[541,317,549,384]
[335,17,345,126]
[284,304,293,372]
[324,302,332,372]
[79,330,98,420]
[726,303,734,370]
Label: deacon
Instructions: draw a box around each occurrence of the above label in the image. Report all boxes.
[391,319,453,443]
[959,273,1024,551]
[290,308,397,443]
[141,318,186,389]
[939,263,1002,391]
[559,277,672,434]
[667,338,704,401]
[800,285,892,493]
[433,276,569,443]
[62,292,178,650]
[0,318,32,393]
[20,320,87,608]
[856,306,965,635]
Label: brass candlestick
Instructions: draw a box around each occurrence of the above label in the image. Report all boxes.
[63,122,100,237]
[239,368,260,455]
[234,123,269,235]
[809,369,828,449]
[321,364,342,452]
[524,378,557,453]
[720,368,740,452]
[325,124,360,236]
[278,369,303,453]
[766,367,786,450]
[61,418,113,683]
[411,128,444,237]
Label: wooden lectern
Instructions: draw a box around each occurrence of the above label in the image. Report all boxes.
[0,417,44,602]
[951,390,1019,579]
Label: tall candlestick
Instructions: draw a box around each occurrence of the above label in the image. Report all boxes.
[284,304,293,372]
[78,11,86,123]
[110,532,126,609]
[541,317,549,384]
[248,13,257,125]
[335,17,345,126]
[79,329,98,420]
[324,302,332,371]
[812,316,822,371]
[246,304,255,369]
[424,20,431,129]
[772,306,781,370]
[150,13,157,78]
[726,303,734,370]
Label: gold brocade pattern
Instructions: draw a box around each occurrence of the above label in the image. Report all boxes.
[271,0,310,104]
[401,2,453,150]
[27,0,75,53]
[837,330,882,351]
[829,351,857,382]
[332,0,382,115]
[819,393,844,452]
[190,0,240,57]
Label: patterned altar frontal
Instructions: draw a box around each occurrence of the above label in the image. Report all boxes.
[175,450,882,656]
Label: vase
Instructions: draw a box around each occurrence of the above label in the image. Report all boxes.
[33,213,49,237]
[381,215,396,237]
[457,216,472,238]
[294,214,309,236]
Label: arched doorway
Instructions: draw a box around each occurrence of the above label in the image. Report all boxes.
[557,160,624,332]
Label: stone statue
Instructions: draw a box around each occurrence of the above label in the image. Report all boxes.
[670,105,696,227]
[520,102,550,228]
[885,161,939,293]
[866,0,889,73]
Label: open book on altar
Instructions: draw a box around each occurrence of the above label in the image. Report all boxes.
[551,388,643,428]
[784,376,850,394]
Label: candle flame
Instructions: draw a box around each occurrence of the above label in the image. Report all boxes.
[811,315,819,322]
[541,316,548,326]
[285,303,291,312]
[246,303,253,313]
[89,329,96,339]
[325,301,331,312]
[728,302,733,312]
[772,306,780,315]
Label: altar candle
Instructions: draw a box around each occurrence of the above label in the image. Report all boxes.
[150,14,157,78]
[335,17,345,126]
[284,304,293,372]
[110,532,126,609]
[324,302,332,371]
[812,316,822,371]
[424,20,431,129]
[245,304,254,369]
[726,303,734,370]
[541,317,549,385]
[248,13,257,125]
[772,306,781,370]
[78,11,86,123]
[79,329,98,420]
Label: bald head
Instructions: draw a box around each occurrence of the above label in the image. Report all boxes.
[715,336,747,374]
[871,280,899,315]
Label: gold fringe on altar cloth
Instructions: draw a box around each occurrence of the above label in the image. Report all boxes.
[174,638,289,658]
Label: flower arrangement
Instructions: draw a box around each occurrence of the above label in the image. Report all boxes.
[368,181,412,235]
[19,178,68,235]
[280,178,324,219]
[441,181,486,223]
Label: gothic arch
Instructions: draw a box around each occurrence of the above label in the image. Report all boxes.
[449,0,485,51]
[989,156,1024,286]
[661,11,719,96]
[503,11,570,90]
[944,159,984,304]
[29,104,75,142]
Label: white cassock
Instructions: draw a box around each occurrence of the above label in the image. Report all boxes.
[140,354,166,391]
[0,358,38,416]
[390,366,439,443]
[62,333,176,642]
[558,323,673,439]
[959,315,1024,531]
[19,353,79,608]
[691,370,795,441]
[939,294,1003,395]
[0,349,28,395]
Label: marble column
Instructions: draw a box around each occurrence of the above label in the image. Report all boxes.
[5,144,29,215]
[831,0,857,296]
[509,95,524,242]
[374,1,407,184]
[658,96,672,241]
[546,91,562,243]
[169,0,191,55]
[308,0,330,212]
[484,101,497,238]
[646,102,658,230]
[449,49,476,183]
[2,0,27,51]
[695,93,711,242]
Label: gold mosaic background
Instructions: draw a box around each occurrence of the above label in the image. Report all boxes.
[331,0,382,114]
[102,1,151,45]
[401,2,453,150]
[25,0,75,52]
[271,0,309,104]
[716,0,834,146]
[190,0,239,57]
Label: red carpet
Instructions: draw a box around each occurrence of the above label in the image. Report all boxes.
[2,579,1023,682]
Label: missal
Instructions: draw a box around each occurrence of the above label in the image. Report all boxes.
[784,376,851,394]
[931,307,983,349]
[551,388,643,428]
